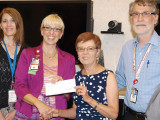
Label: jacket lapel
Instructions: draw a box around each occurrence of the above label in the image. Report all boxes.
[34,44,43,90]
[58,47,65,78]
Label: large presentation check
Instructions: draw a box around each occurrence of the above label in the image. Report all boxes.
[45,79,76,96]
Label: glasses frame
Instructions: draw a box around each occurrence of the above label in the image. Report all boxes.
[43,26,62,32]
[76,46,98,52]
[130,12,156,17]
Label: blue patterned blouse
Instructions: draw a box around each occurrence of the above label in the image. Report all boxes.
[73,69,112,120]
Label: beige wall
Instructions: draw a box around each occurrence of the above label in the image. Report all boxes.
[92,0,135,71]
[93,0,134,42]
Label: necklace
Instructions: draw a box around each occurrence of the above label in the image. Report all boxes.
[43,50,57,59]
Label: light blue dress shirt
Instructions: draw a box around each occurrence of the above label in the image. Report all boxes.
[116,31,160,113]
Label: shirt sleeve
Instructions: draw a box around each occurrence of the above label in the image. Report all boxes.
[115,51,126,90]
[14,49,31,102]
[65,55,76,101]
[70,55,76,78]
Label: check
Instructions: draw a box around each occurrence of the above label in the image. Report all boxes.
[46,79,76,96]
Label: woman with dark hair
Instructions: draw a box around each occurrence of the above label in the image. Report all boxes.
[0,7,26,120]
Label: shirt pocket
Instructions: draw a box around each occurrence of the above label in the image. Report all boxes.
[146,57,160,74]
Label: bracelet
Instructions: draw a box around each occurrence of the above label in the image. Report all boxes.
[93,101,99,109]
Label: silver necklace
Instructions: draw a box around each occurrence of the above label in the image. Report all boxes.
[43,50,57,59]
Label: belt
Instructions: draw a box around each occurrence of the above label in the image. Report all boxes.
[126,106,146,119]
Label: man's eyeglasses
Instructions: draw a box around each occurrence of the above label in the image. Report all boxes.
[43,27,62,32]
[77,47,97,52]
[130,12,156,18]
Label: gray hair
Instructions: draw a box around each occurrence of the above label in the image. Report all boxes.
[129,0,159,15]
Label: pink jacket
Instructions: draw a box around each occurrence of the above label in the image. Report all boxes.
[14,44,75,119]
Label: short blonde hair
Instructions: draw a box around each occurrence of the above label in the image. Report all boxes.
[41,14,65,32]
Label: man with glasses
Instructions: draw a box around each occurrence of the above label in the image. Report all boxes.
[116,0,159,120]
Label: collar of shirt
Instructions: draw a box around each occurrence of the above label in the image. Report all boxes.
[134,31,160,46]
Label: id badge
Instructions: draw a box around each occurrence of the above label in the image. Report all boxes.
[130,87,138,103]
[28,58,40,75]
[30,58,40,70]
[8,90,17,103]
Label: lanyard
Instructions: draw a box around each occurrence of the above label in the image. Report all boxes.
[2,40,18,87]
[133,44,152,85]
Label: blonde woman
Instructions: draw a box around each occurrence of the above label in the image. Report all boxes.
[14,14,75,120]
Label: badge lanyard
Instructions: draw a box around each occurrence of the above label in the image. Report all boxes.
[132,44,152,85]
[2,40,18,89]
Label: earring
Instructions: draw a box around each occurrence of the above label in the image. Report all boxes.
[96,56,99,63]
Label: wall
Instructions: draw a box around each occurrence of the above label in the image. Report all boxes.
[92,0,134,71]
[93,0,134,42]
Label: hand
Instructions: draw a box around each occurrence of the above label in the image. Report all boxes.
[34,101,52,119]
[0,110,5,120]
[5,109,16,120]
[51,76,63,84]
[74,86,91,102]
[41,108,59,120]
[64,93,69,98]
[47,108,59,118]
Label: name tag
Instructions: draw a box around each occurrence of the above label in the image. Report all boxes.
[30,64,39,70]
[30,58,40,70]
[8,90,17,103]
[130,87,138,103]
[28,58,40,75]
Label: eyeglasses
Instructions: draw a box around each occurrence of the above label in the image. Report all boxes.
[43,27,62,32]
[130,12,156,18]
[77,46,97,52]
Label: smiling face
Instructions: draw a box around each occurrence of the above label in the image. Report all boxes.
[131,3,158,36]
[40,14,64,47]
[41,24,63,46]
[0,13,16,38]
[77,40,100,66]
